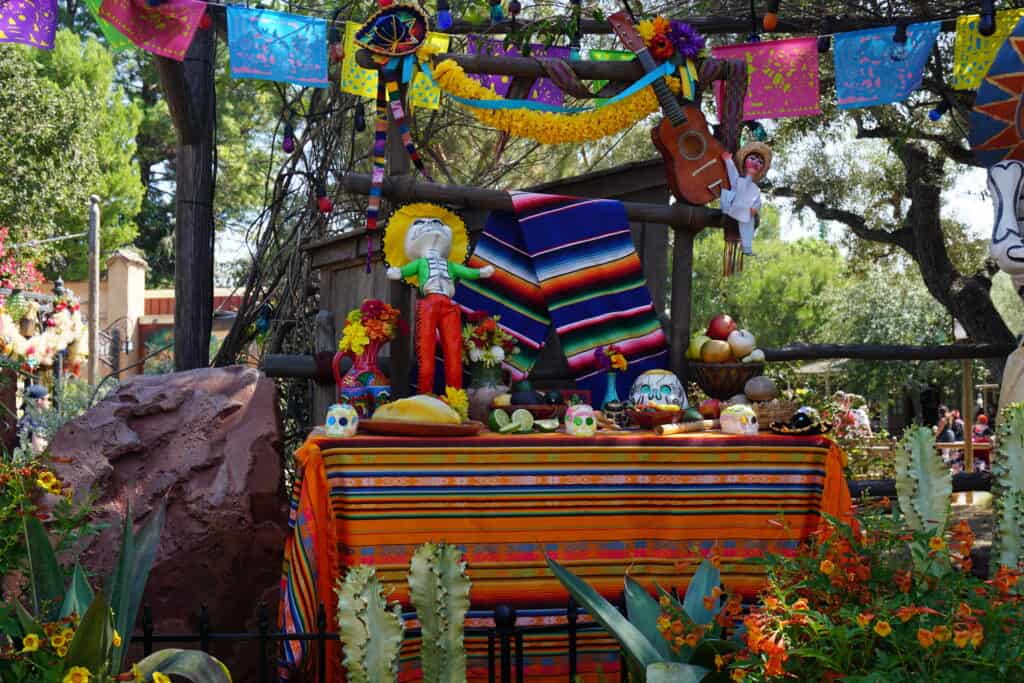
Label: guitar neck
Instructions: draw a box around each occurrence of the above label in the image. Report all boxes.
[632,47,687,126]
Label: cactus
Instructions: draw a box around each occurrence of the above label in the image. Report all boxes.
[408,542,471,683]
[993,403,1024,570]
[895,426,951,532]
[336,565,405,683]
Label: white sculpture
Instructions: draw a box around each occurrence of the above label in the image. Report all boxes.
[564,404,597,436]
[720,404,759,435]
[629,369,688,409]
[325,403,359,437]
[988,160,1024,294]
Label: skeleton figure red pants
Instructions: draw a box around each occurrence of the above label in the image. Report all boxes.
[416,293,463,393]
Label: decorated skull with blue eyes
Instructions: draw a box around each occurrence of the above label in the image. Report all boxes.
[629,370,688,409]
[565,403,597,436]
[325,403,359,437]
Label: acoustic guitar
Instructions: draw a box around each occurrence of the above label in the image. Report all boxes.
[608,11,730,206]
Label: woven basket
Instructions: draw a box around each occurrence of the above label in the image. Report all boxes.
[752,400,798,430]
[689,362,765,400]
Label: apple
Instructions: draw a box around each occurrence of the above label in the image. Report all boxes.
[727,329,756,358]
[707,314,737,341]
[700,339,732,363]
[742,349,766,363]
[687,334,711,360]
[698,398,722,419]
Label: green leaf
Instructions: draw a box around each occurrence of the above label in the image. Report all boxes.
[408,542,441,683]
[646,662,709,683]
[108,499,167,674]
[15,600,42,636]
[65,591,112,675]
[689,639,741,670]
[23,515,64,620]
[437,543,470,683]
[545,556,661,671]
[682,559,721,626]
[60,563,94,621]
[132,648,233,682]
[624,576,676,662]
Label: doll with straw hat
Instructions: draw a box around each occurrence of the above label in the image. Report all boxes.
[720,141,772,256]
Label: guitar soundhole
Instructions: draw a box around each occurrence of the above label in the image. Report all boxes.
[677,131,706,161]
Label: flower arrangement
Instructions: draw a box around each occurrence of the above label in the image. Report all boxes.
[637,17,705,61]
[722,506,1024,681]
[430,58,685,144]
[0,292,86,369]
[338,299,403,356]
[461,311,518,367]
[0,227,44,292]
[594,344,628,372]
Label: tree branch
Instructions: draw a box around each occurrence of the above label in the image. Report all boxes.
[772,186,914,250]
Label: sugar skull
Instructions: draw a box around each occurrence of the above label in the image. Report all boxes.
[325,403,359,437]
[629,370,688,408]
[720,404,758,435]
[565,404,597,436]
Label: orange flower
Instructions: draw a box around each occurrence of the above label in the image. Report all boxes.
[703,596,716,610]
[791,598,809,611]
[819,559,836,575]
[928,536,947,552]
[764,596,780,611]
[685,632,700,647]
[856,612,874,628]
[932,625,951,642]
[731,669,747,682]
[895,606,917,623]
[969,624,984,647]
[894,570,912,593]
[874,620,892,637]
[670,620,684,635]
[953,628,971,648]
[917,628,935,648]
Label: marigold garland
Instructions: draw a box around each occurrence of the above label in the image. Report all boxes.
[431,58,684,144]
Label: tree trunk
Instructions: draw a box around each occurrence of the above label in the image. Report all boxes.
[156,30,216,371]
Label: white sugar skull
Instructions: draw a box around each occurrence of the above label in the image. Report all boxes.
[629,370,688,408]
[720,405,758,435]
[565,404,597,436]
[325,403,359,437]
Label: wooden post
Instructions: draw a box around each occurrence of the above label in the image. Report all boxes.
[385,79,413,398]
[313,310,336,423]
[963,358,974,504]
[87,195,101,386]
[156,29,216,372]
[669,232,694,380]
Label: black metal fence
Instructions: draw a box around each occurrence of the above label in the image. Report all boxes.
[133,599,625,683]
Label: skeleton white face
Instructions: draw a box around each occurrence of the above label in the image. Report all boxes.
[720,405,758,435]
[325,403,359,437]
[565,404,597,436]
[629,370,688,408]
[404,217,453,260]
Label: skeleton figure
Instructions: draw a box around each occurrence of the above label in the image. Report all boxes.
[387,216,494,393]
[719,143,772,256]
[629,369,688,409]
[988,161,1024,299]
[325,403,359,437]
[720,404,759,435]
[565,403,598,436]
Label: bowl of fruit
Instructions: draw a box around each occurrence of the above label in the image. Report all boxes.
[627,403,685,429]
[491,381,590,420]
[686,314,766,400]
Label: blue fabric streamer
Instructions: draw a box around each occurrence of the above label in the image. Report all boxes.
[226,5,328,88]
[834,21,940,109]
[420,60,676,114]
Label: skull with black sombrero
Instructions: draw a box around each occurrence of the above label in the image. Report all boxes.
[355,2,429,57]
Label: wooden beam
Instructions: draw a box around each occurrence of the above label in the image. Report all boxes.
[849,471,991,499]
[339,172,721,232]
[763,342,1015,362]
[356,49,647,81]
[669,232,694,380]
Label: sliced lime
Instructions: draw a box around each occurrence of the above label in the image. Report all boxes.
[511,408,534,432]
[534,418,560,432]
[488,409,510,431]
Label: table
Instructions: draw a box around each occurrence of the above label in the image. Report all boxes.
[279,430,851,681]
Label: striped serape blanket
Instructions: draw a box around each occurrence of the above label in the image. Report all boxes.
[453,192,668,399]
[278,431,852,681]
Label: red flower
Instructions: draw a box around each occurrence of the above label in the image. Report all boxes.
[649,34,675,60]
[466,310,488,324]
[360,299,385,317]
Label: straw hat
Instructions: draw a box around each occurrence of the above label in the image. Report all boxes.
[736,142,772,182]
[383,203,468,286]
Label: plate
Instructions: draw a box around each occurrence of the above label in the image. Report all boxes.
[357,419,485,437]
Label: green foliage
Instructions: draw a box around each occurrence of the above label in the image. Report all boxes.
[993,403,1024,570]
[132,648,233,682]
[895,427,951,533]
[407,542,471,683]
[0,30,144,280]
[335,566,405,683]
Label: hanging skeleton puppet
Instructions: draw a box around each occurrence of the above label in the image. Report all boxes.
[988,161,1024,299]
[355,3,435,271]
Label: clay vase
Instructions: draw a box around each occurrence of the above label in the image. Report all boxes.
[467,361,507,422]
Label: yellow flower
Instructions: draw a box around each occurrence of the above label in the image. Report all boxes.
[610,353,628,371]
[444,386,469,422]
[56,644,68,658]
[21,633,41,652]
[656,614,671,632]
[62,666,91,683]
[637,19,656,41]
[60,627,74,640]
[932,625,951,642]
[658,594,671,609]
[131,664,144,682]
[153,673,171,683]
[346,309,362,324]
[48,482,63,495]
[929,536,946,552]
[37,471,58,490]
[339,322,370,355]
[112,629,122,647]
[819,559,835,575]
[715,654,724,671]
[50,633,67,649]
[874,620,892,637]
[856,612,874,628]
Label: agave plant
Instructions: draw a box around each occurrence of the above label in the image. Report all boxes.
[546,556,738,683]
[336,542,471,683]
[994,403,1024,570]
[895,425,951,533]
[0,501,231,683]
